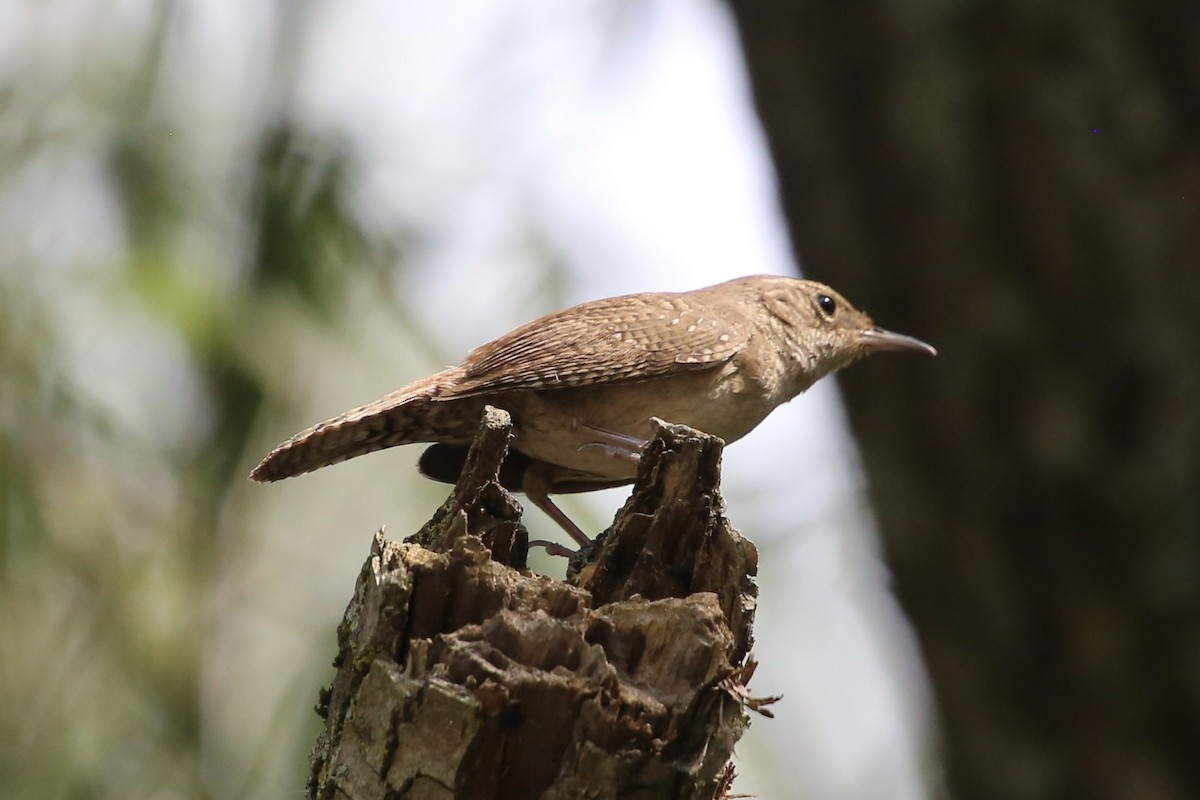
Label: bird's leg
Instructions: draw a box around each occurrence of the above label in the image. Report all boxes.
[522,460,592,547]
[522,426,646,558]
[573,421,648,463]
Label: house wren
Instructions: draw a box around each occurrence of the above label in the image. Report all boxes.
[250,275,935,546]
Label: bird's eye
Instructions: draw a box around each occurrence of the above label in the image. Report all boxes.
[816,294,837,317]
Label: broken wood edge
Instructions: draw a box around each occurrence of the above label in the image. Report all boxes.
[406,405,528,568]
[569,416,760,663]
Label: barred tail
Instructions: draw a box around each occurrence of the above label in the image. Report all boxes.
[249,369,469,481]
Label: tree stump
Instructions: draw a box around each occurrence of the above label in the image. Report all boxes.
[308,407,767,800]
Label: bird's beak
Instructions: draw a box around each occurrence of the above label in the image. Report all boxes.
[858,327,937,356]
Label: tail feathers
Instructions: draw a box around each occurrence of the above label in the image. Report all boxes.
[250,370,469,482]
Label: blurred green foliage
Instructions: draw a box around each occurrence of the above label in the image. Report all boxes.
[0,6,391,797]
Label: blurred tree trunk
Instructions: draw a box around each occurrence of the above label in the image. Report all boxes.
[727,1,1200,798]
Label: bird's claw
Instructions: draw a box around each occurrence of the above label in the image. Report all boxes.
[528,539,579,559]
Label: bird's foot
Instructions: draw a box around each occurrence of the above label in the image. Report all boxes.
[528,539,578,559]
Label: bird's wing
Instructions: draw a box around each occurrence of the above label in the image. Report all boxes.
[446,293,739,397]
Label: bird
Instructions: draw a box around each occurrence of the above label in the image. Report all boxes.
[250,275,935,548]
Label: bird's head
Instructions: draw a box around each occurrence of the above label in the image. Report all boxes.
[758,278,936,388]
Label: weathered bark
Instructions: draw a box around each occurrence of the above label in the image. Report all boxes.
[307,407,766,800]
